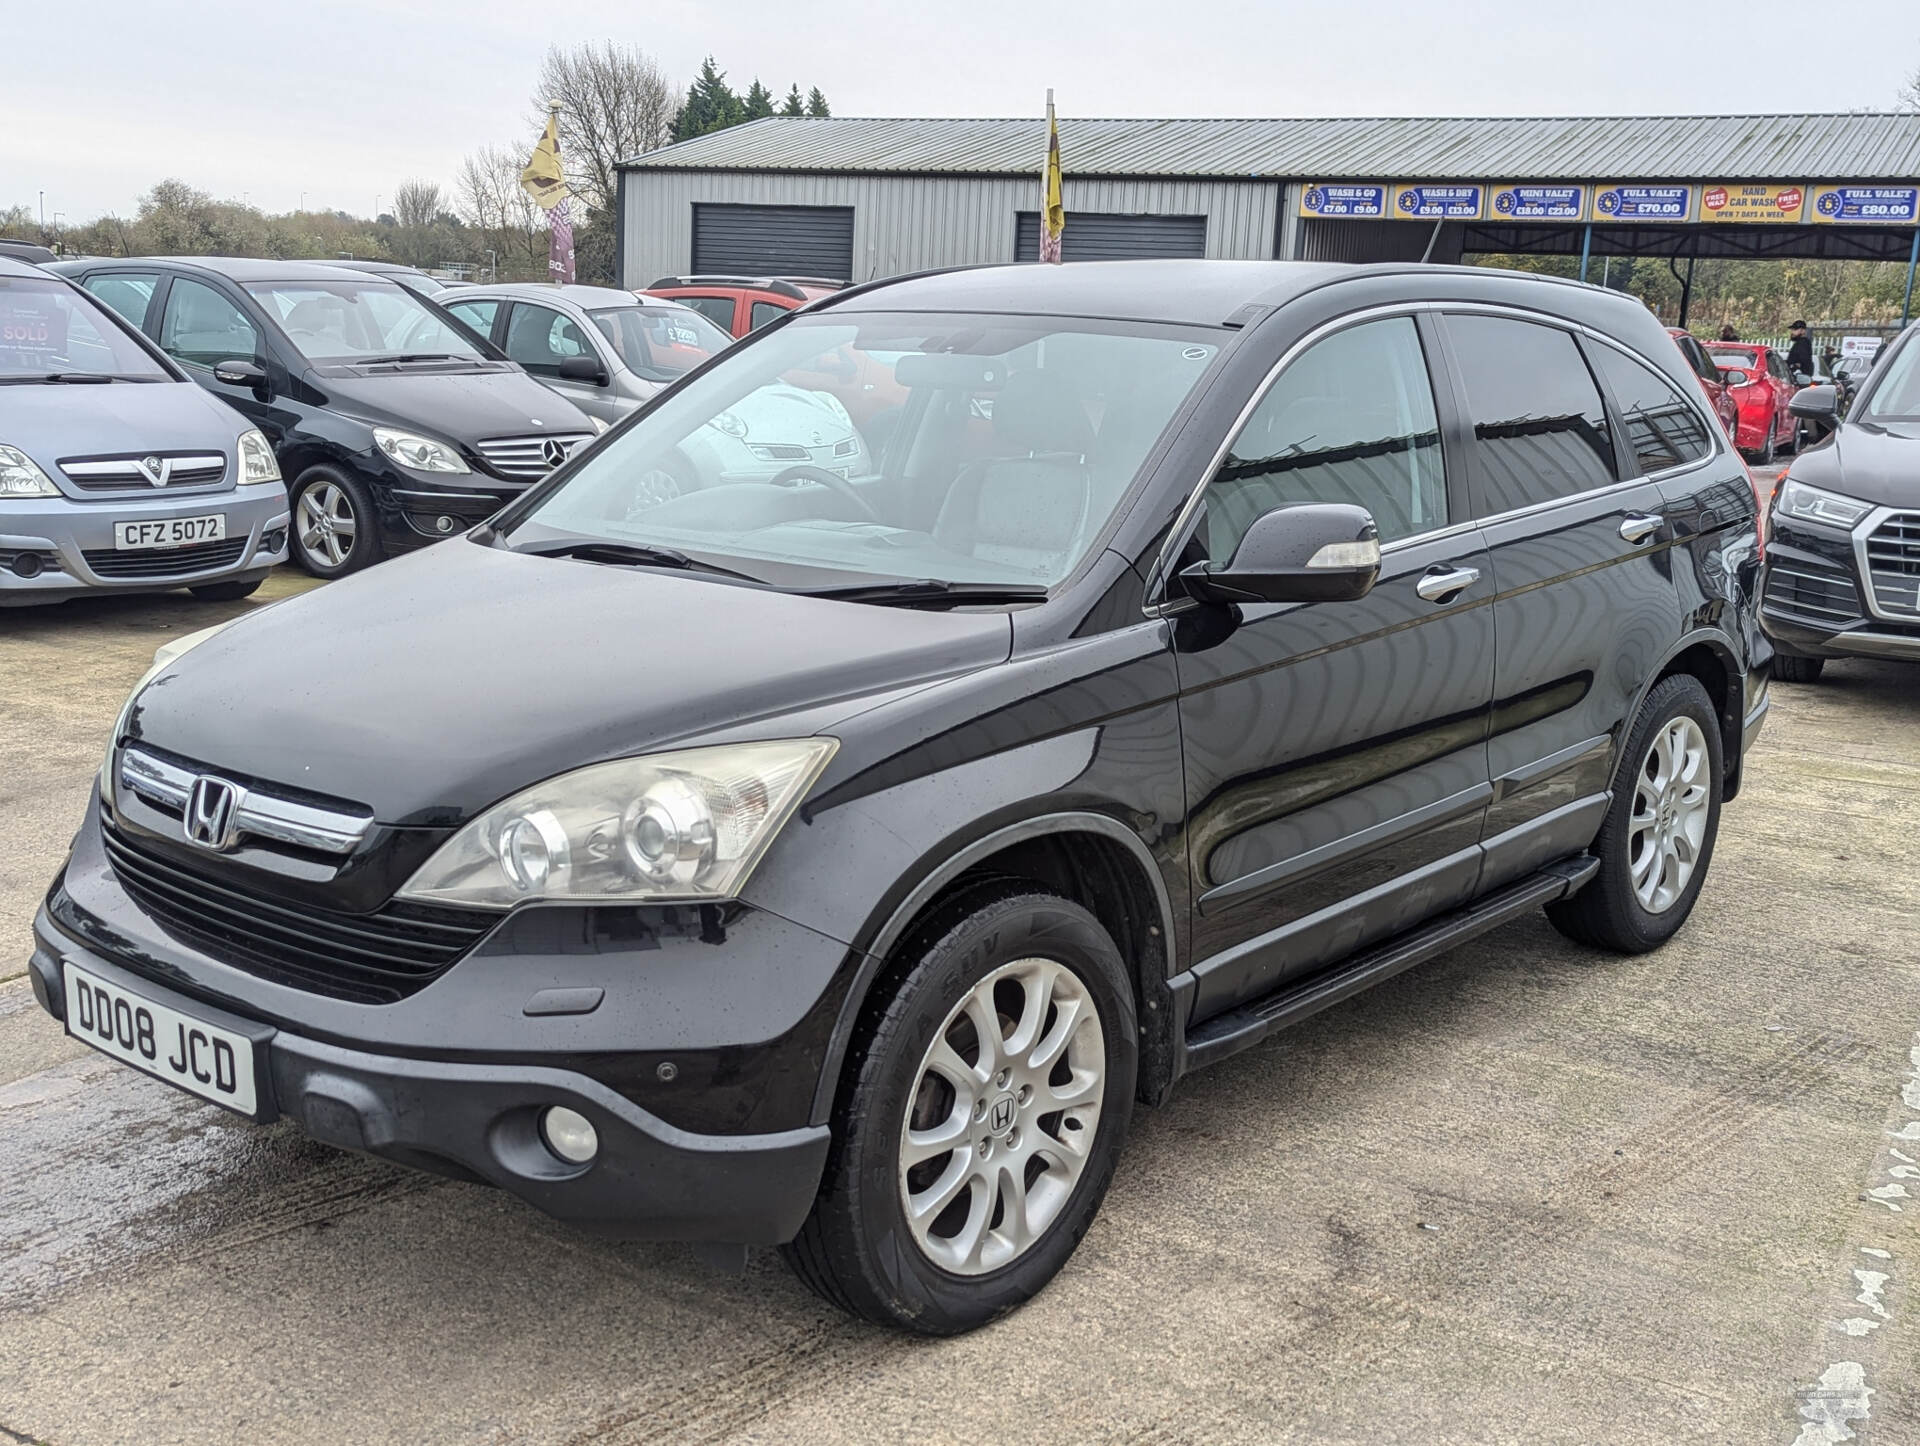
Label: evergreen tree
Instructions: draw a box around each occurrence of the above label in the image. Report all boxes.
[780,84,804,117]
[670,57,744,142]
[743,80,775,119]
[806,87,830,117]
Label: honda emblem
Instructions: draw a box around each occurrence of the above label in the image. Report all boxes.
[183,776,246,852]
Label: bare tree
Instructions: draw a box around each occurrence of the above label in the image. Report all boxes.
[1901,55,1920,110]
[457,145,547,278]
[392,179,444,232]
[533,41,676,211]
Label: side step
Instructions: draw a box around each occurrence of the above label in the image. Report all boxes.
[1180,855,1599,1076]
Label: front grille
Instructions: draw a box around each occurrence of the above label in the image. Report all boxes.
[474,433,592,480]
[1764,558,1862,624]
[1865,512,1920,620]
[83,538,248,579]
[60,452,228,494]
[101,821,495,1004]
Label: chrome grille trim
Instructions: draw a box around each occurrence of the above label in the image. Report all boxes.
[119,744,373,856]
[1861,510,1920,621]
[1762,561,1862,622]
[474,433,592,479]
[60,452,228,493]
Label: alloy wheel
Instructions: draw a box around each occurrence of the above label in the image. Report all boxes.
[297,481,356,569]
[897,956,1105,1275]
[1628,715,1711,914]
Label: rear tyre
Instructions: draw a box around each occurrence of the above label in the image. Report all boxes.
[1546,673,1723,954]
[782,886,1137,1334]
[1772,654,1825,684]
[187,579,262,602]
[1754,419,1776,466]
[290,468,383,577]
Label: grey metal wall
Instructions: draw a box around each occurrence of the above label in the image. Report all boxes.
[621,171,1283,286]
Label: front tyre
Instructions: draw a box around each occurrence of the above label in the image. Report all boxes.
[783,887,1137,1334]
[187,578,262,602]
[1772,653,1825,683]
[290,468,383,577]
[1547,673,1723,954]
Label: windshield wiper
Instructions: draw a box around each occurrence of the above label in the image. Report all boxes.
[797,578,1050,607]
[0,372,118,384]
[511,536,769,583]
[357,352,463,365]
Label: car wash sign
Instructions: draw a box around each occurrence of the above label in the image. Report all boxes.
[1489,184,1586,221]
[1299,183,1389,219]
[1701,183,1806,223]
[1591,184,1693,221]
[1393,184,1484,220]
[1810,185,1920,224]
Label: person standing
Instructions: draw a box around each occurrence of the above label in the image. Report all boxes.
[1786,320,1815,379]
[1719,323,1740,342]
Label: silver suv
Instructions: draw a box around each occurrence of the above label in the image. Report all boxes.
[0,258,289,605]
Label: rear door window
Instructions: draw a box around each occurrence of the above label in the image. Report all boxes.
[504,303,593,376]
[749,301,788,331]
[675,294,737,332]
[81,272,162,331]
[444,298,500,340]
[158,277,260,369]
[1446,314,1616,516]
[1588,343,1713,474]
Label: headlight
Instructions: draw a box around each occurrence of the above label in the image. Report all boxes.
[1775,478,1872,530]
[396,738,837,908]
[237,428,281,484]
[708,411,747,439]
[0,444,59,498]
[588,415,608,435]
[373,427,470,474]
[99,622,235,810]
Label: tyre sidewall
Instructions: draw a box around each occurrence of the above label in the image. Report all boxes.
[290,468,382,577]
[1597,675,1725,949]
[838,893,1137,1333]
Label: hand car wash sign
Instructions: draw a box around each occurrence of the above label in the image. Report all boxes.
[1701,184,1806,223]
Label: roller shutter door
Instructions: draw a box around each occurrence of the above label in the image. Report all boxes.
[690,203,854,281]
[1014,212,1207,262]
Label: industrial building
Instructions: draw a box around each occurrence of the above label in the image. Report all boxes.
[616,112,1920,320]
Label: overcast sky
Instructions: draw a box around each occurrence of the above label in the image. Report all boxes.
[11,0,1920,222]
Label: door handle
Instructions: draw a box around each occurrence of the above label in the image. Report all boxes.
[1619,513,1663,544]
[1415,564,1481,603]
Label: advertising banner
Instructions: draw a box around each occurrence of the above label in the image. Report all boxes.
[1591,184,1693,222]
[1298,183,1389,219]
[1700,183,1806,223]
[1810,185,1920,224]
[1392,184,1484,220]
[0,296,68,367]
[1841,336,1883,361]
[1489,184,1586,221]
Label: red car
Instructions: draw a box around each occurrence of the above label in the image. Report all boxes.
[1666,328,1742,446]
[1704,341,1801,462]
[642,274,843,338]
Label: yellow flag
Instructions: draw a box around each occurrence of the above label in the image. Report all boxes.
[1040,93,1064,263]
[520,111,571,211]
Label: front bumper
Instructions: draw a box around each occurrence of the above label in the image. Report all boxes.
[1760,524,1920,664]
[29,924,831,1244]
[0,484,289,603]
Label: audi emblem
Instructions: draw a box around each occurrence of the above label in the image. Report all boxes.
[184,776,246,852]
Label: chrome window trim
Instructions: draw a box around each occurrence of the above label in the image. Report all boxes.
[1143,298,1724,608]
[1852,506,1920,623]
[118,744,373,856]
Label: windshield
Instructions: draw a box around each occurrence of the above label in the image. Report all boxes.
[245,279,485,363]
[590,305,730,383]
[508,311,1221,589]
[1859,333,1920,421]
[0,276,171,381]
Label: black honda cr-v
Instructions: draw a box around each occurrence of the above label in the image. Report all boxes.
[30,260,1768,1334]
[50,256,600,576]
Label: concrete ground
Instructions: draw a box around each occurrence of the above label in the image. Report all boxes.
[3,542,1918,1445]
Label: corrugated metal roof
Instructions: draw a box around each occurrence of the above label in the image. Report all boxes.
[622,114,1920,182]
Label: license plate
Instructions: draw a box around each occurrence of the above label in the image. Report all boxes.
[64,963,259,1116]
[114,514,226,550]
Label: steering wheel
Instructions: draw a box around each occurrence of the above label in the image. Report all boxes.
[767,464,883,525]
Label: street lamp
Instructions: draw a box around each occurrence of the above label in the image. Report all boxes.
[487,248,498,282]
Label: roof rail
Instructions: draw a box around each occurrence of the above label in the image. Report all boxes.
[646,274,816,301]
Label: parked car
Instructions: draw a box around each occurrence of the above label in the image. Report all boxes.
[1705,340,1801,462]
[0,257,288,604]
[443,283,874,483]
[309,259,452,300]
[643,274,843,337]
[0,237,58,265]
[1757,319,1920,682]
[49,256,600,577]
[1667,327,1741,443]
[30,259,1766,1335]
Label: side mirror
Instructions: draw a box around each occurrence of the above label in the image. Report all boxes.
[213,359,270,395]
[558,354,609,386]
[1719,367,1749,387]
[1792,370,1812,387]
[1789,384,1839,422]
[1181,502,1380,605]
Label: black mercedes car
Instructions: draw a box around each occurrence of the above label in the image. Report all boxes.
[49,256,599,576]
[29,260,1768,1334]
[1760,319,1920,681]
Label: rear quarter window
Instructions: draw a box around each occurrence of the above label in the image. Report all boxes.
[1588,342,1713,474]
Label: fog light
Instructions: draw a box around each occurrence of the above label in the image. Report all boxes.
[541,1106,598,1164]
[12,552,44,578]
[264,528,286,553]
[435,514,456,534]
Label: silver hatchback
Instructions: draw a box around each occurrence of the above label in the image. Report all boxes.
[0,259,289,606]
